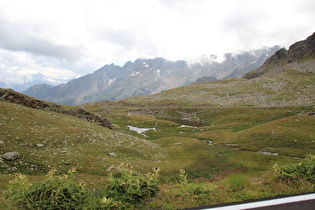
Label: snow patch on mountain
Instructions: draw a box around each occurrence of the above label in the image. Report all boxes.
[130,71,141,76]
[108,78,115,86]
[156,70,161,77]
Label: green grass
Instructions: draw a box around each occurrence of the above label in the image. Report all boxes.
[0,101,165,175]
[84,101,314,209]
[1,69,315,209]
[93,105,315,177]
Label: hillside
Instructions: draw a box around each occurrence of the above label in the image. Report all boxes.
[0,88,113,129]
[0,100,164,176]
[23,47,279,105]
[244,32,315,79]
[111,70,314,108]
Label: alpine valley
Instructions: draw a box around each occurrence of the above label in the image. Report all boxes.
[1,33,314,209]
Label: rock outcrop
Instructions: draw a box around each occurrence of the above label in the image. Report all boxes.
[0,88,113,129]
[244,32,315,79]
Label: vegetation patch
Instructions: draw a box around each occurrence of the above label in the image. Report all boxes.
[6,168,90,209]
[274,155,315,182]
[5,164,161,209]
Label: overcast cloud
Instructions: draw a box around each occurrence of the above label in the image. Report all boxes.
[0,0,314,88]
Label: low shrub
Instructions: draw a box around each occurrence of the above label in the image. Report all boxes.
[6,164,161,209]
[6,168,90,210]
[274,155,315,182]
[102,163,160,207]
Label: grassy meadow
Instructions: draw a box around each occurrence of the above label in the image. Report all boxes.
[1,70,315,209]
[80,102,315,208]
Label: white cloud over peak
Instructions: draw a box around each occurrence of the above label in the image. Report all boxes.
[0,0,314,90]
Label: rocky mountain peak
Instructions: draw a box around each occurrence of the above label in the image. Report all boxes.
[288,32,315,59]
[244,32,315,79]
[268,48,288,62]
[268,32,315,63]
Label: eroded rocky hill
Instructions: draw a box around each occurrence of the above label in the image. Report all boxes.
[0,88,113,129]
[244,32,315,79]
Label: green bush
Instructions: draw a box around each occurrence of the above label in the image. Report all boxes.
[103,163,160,206]
[6,168,90,210]
[274,155,315,182]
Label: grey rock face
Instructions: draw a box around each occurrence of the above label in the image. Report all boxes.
[244,32,315,79]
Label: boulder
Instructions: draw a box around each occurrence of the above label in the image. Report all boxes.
[108,152,117,157]
[2,152,20,161]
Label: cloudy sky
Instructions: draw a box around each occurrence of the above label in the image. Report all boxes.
[0,0,314,87]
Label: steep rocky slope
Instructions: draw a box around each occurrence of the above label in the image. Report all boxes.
[244,32,315,79]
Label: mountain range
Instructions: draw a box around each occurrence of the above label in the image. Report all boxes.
[23,47,280,105]
[103,32,314,108]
